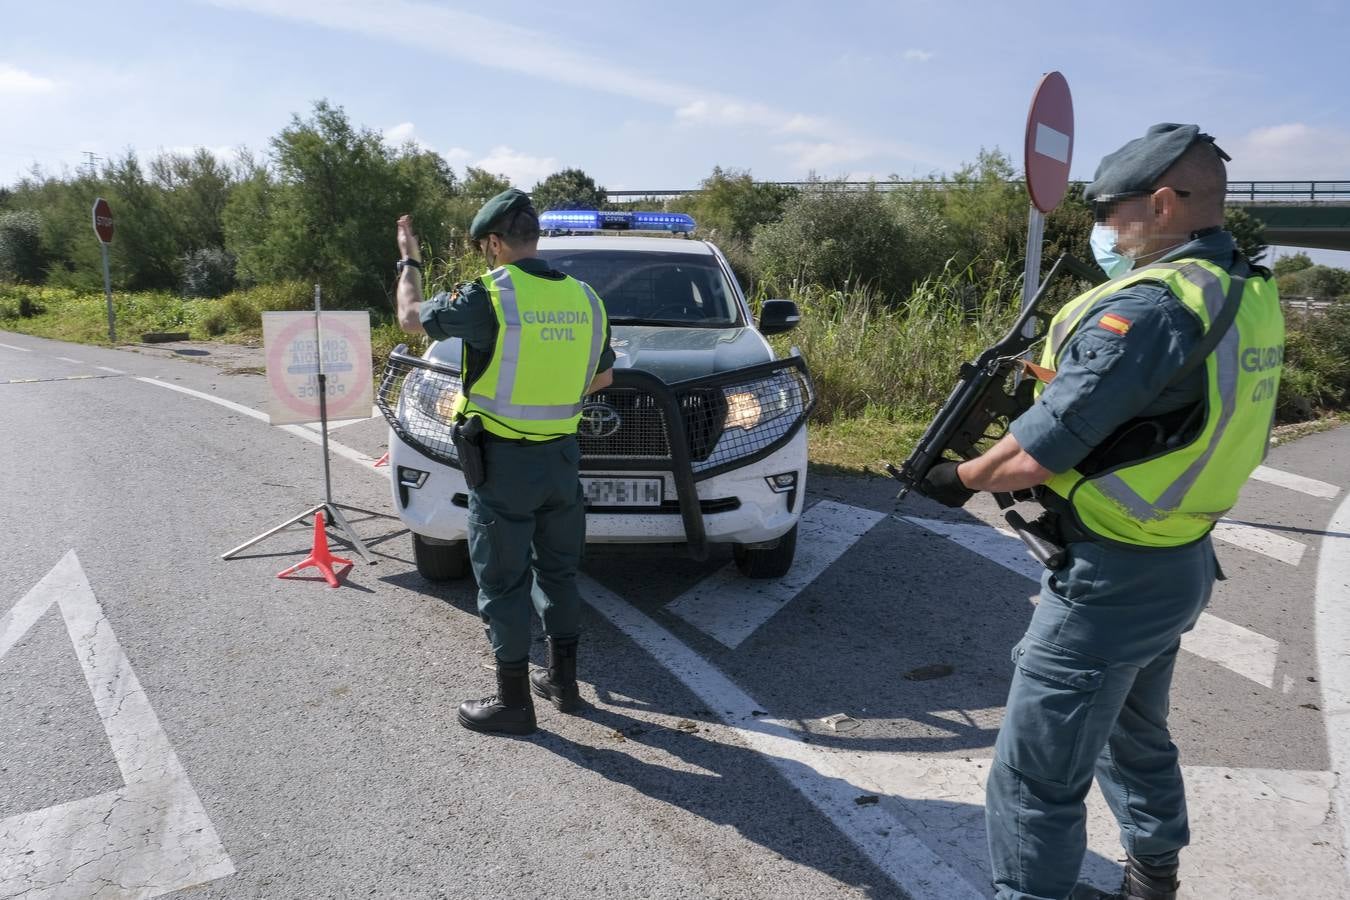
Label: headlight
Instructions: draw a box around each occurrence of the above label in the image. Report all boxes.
[405,369,461,425]
[725,391,762,430]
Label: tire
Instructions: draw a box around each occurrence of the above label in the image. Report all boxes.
[733,524,798,579]
[412,533,470,581]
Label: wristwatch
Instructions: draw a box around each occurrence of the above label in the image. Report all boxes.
[396,257,423,274]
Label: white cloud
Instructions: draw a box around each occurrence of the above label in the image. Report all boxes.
[162,144,242,163]
[0,63,58,95]
[208,0,843,140]
[473,146,559,187]
[777,141,874,171]
[442,146,473,165]
[1225,123,1350,180]
[383,121,420,147]
[903,49,934,62]
[774,137,939,175]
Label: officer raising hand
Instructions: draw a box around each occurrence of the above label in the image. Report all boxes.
[395,190,615,736]
[923,125,1284,899]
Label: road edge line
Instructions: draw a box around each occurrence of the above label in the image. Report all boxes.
[1315,485,1350,884]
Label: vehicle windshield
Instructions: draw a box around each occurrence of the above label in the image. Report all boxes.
[537,249,742,327]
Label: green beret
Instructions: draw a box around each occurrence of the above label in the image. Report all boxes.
[469,188,535,240]
[1085,123,1231,201]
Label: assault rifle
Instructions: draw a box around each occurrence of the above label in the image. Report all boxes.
[886,254,1104,568]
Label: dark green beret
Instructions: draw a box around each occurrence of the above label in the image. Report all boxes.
[469,188,535,240]
[1085,123,1231,201]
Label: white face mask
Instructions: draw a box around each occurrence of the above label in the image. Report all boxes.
[1091,223,1134,278]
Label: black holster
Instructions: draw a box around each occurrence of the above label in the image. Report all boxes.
[451,415,487,489]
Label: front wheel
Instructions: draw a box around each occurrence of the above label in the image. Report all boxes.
[733,524,797,579]
[412,533,470,581]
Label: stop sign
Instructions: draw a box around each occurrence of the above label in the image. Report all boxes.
[1024,72,1074,213]
[92,198,115,244]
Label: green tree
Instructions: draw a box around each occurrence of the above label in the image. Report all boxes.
[1273,251,1314,277]
[225,100,408,305]
[1279,264,1350,299]
[531,168,606,212]
[445,166,513,247]
[678,167,796,246]
[941,148,1027,276]
[1224,206,1267,263]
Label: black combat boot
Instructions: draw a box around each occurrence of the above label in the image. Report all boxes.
[1116,856,1179,900]
[530,636,580,712]
[457,661,537,735]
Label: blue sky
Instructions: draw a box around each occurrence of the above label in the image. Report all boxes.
[3,0,1348,261]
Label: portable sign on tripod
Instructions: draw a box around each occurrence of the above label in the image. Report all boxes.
[221,285,377,566]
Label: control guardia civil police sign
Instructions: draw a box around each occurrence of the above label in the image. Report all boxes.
[262,310,373,426]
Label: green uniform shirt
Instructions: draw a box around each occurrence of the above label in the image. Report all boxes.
[420,256,617,386]
[1010,230,1246,474]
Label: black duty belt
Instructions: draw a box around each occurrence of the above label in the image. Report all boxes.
[481,432,570,446]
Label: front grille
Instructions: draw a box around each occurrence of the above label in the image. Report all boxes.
[578,388,671,460]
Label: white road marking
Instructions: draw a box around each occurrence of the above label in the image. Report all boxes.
[580,574,986,900]
[0,341,32,352]
[1315,487,1350,885]
[96,365,126,374]
[135,376,378,466]
[668,500,886,648]
[825,749,1347,898]
[1183,611,1279,689]
[900,516,1041,581]
[1251,464,1340,499]
[902,516,1285,689]
[303,406,380,432]
[55,355,85,364]
[1212,519,1306,566]
[0,552,235,898]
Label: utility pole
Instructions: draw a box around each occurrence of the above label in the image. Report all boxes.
[81,151,103,179]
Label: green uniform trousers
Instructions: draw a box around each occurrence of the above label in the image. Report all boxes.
[466,435,586,665]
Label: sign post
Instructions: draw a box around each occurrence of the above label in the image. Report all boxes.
[1022,71,1074,319]
[92,198,116,342]
[220,285,377,566]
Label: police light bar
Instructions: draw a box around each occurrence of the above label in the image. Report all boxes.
[539,210,695,234]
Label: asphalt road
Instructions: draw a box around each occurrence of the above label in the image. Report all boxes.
[1,331,1346,899]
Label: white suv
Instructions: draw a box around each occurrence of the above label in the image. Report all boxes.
[377,211,814,581]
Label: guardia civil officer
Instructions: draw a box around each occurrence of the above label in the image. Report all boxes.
[919,125,1284,899]
[395,189,615,736]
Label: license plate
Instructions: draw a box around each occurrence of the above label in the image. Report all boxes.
[581,477,663,507]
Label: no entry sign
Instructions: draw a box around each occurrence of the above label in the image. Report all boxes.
[92,198,115,244]
[1024,72,1074,214]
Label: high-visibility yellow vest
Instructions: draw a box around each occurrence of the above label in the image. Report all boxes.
[452,265,608,440]
[1036,258,1284,547]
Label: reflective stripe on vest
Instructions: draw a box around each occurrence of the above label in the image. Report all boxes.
[454,266,608,439]
[1036,258,1284,547]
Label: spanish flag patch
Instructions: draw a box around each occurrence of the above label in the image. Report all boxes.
[1098,313,1132,336]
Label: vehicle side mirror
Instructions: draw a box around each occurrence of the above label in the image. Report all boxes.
[759,299,801,336]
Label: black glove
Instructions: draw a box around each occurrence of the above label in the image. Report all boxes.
[918,461,976,508]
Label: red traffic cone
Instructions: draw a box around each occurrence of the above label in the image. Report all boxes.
[277,510,353,589]
[373,451,389,467]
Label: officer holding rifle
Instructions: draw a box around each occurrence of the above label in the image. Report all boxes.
[918,124,1284,900]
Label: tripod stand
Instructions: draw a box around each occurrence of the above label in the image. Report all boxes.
[221,286,376,564]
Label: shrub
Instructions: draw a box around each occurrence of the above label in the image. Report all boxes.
[0,210,46,283]
[752,185,915,300]
[181,247,237,298]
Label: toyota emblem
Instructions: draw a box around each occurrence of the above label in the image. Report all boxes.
[579,403,622,438]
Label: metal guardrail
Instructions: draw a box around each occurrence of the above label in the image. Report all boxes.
[607,181,1350,201]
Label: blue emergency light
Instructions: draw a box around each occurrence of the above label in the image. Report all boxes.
[539,210,696,234]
